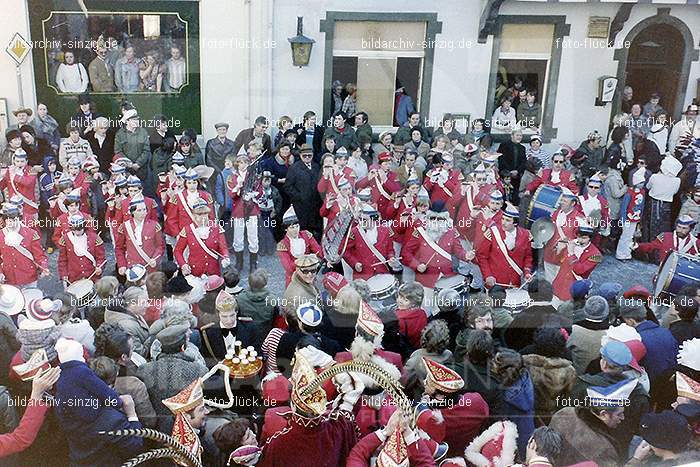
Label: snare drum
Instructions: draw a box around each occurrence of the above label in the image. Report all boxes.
[367,274,399,302]
[654,252,700,298]
[527,185,563,228]
[433,275,467,296]
[66,279,96,308]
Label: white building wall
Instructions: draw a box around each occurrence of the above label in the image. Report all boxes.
[0,0,36,133]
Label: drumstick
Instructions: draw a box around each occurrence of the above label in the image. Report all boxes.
[86,260,108,281]
[518,271,537,291]
[371,257,402,267]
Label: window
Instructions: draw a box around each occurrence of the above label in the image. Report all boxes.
[492,24,554,134]
[331,21,426,127]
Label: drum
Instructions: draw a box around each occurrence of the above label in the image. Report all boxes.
[433,275,467,296]
[367,274,399,302]
[66,279,96,308]
[527,185,563,228]
[654,252,700,298]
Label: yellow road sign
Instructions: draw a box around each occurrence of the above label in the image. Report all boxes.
[6,33,32,65]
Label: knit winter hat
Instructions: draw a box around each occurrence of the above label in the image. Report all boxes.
[584,296,609,322]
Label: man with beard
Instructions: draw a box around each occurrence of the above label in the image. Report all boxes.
[403,202,475,310]
[634,215,699,264]
[552,223,602,308]
[477,203,533,289]
[345,204,400,281]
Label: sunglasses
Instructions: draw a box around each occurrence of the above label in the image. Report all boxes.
[553,160,564,164]
[299,267,318,274]
[588,185,600,189]
[301,153,312,158]
[637,161,646,165]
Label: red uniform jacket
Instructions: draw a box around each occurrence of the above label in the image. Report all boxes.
[259,411,358,467]
[228,171,263,218]
[356,173,401,220]
[402,227,469,288]
[0,168,39,217]
[58,230,106,283]
[346,431,437,467]
[526,168,578,193]
[174,223,229,277]
[415,392,490,457]
[472,209,503,252]
[164,189,214,237]
[396,308,428,349]
[446,187,477,240]
[52,210,95,246]
[319,197,360,227]
[115,218,165,272]
[0,226,48,286]
[50,189,91,218]
[578,193,610,229]
[552,242,602,301]
[477,224,533,288]
[637,232,699,264]
[423,169,460,204]
[344,225,395,280]
[317,167,356,196]
[114,195,159,225]
[277,231,322,285]
[544,207,584,265]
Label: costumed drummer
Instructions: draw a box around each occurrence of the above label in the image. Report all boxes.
[228,152,264,273]
[543,187,584,283]
[0,203,49,288]
[115,197,164,275]
[344,203,399,281]
[174,197,230,277]
[633,215,699,264]
[277,206,322,286]
[551,222,602,308]
[57,213,105,287]
[402,201,475,311]
[477,203,533,289]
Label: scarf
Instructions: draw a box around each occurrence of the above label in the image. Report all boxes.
[18,326,60,362]
[37,114,59,134]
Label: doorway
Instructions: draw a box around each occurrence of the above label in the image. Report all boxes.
[624,23,685,117]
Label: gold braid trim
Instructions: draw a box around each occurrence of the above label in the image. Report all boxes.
[100,428,203,467]
[299,360,413,424]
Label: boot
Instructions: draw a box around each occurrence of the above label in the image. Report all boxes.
[249,253,258,273]
[235,251,244,272]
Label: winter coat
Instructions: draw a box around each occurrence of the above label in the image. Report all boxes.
[113,375,157,428]
[572,371,650,454]
[549,407,620,467]
[636,320,678,384]
[282,271,320,314]
[603,169,627,221]
[136,351,207,433]
[55,360,143,467]
[236,289,277,345]
[567,321,608,374]
[522,354,576,424]
[284,160,322,234]
[493,371,535,454]
[103,308,151,358]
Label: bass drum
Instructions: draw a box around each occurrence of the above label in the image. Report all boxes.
[526,185,563,228]
[654,252,700,299]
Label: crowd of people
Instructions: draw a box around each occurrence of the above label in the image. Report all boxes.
[0,78,699,467]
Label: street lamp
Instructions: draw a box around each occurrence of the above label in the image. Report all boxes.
[288,16,315,67]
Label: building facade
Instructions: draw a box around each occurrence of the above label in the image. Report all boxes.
[1,0,698,145]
